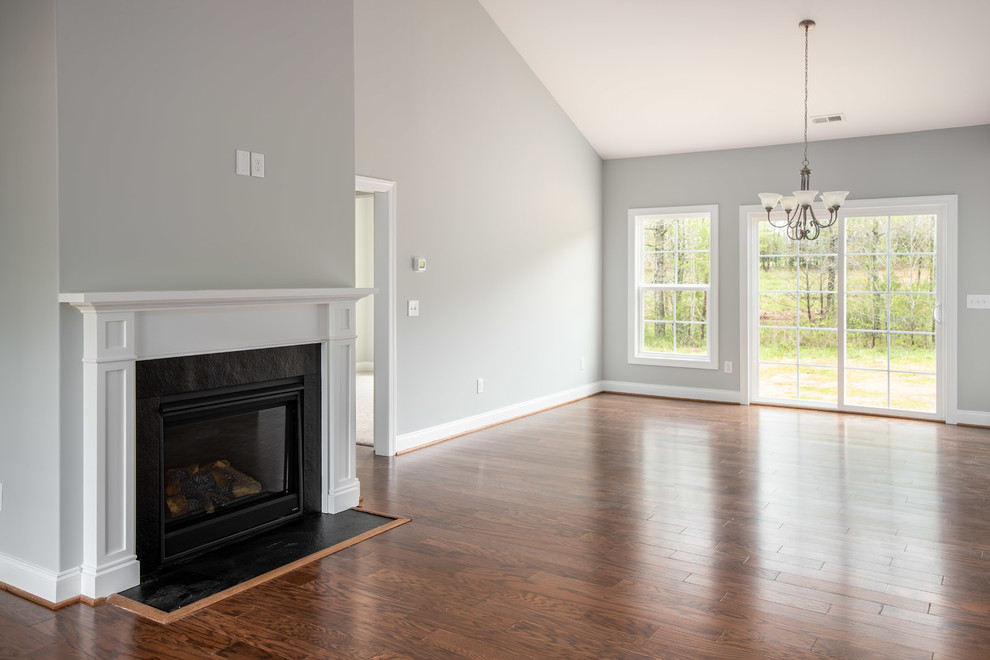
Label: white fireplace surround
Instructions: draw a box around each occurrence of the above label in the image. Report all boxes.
[58,288,373,600]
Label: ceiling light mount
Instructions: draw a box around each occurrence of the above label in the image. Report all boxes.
[758,18,848,241]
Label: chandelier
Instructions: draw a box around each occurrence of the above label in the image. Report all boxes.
[759,19,848,241]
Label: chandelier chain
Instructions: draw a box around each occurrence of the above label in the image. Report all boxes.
[802,23,809,169]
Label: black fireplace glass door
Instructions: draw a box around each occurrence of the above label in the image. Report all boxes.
[163,406,289,522]
[159,380,304,562]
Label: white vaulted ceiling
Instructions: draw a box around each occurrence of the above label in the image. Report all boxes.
[477,0,990,159]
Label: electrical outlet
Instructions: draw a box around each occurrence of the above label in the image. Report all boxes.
[724,361,733,374]
[477,378,484,393]
[250,152,265,178]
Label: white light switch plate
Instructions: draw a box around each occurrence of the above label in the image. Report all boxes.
[407,300,419,317]
[235,150,250,176]
[967,294,990,309]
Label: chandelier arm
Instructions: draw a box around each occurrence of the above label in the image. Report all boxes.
[766,214,792,229]
[818,209,838,229]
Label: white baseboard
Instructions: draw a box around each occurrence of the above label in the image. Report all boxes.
[954,409,990,427]
[0,552,82,605]
[80,556,141,600]
[601,380,743,404]
[396,382,604,453]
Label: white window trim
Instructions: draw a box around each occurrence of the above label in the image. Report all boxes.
[628,204,718,369]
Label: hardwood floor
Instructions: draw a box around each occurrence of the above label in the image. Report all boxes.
[4,393,990,658]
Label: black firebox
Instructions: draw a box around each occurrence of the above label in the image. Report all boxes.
[136,345,322,576]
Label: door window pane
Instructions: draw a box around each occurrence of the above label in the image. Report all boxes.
[760,327,797,363]
[760,364,797,400]
[890,373,937,413]
[845,369,889,408]
[846,332,888,370]
[759,292,798,327]
[799,367,838,403]
[891,333,935,373]
[798,329,838,366]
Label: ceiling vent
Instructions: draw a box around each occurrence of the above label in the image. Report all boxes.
[811,113,846,124]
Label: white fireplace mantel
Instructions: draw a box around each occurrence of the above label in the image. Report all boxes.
[59,288,373,599]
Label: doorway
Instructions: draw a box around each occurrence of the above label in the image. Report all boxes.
[355,176,397,456]
[745,196,957,421]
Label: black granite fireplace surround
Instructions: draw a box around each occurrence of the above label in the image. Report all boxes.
[136,344,322,576]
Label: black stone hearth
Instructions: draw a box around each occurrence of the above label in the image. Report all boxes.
[117,509,399,615]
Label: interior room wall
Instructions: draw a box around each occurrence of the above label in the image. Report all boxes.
[355,0,604,436]
[0,0,62,577]
[603,125,990,413]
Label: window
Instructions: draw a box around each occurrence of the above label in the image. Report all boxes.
[629,205,717,368]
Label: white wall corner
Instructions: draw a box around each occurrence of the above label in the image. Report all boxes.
[396,382,605,453]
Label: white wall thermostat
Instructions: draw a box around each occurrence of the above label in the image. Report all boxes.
[413,257,427,272]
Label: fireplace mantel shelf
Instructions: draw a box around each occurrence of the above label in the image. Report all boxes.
[59,287,375,313]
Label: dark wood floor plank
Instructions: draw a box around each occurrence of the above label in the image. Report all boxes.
[0,589,57,627]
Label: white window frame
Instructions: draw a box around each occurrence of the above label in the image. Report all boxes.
[628,204,718,369]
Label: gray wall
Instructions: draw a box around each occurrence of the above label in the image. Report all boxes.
[355,0,603,434]
[56,0,356,293]
[603,125,990,412]
[0,0,61,572]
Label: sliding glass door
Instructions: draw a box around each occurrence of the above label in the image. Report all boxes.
[750,198,952,420]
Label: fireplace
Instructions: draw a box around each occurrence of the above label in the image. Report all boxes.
[135,345,323,574]
[159,380,303,559]
[58,288,371,600]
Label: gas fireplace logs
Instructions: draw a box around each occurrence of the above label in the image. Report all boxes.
[165,459,263,519]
